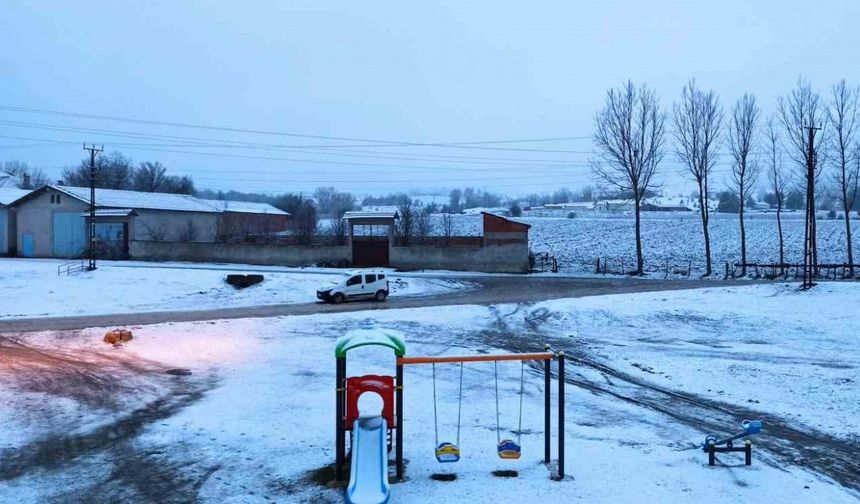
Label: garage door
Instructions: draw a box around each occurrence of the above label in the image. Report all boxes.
[52,212,86,257]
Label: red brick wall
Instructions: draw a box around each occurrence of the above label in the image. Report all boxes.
[482,213,530,233]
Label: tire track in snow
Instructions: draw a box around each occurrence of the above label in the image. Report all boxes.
[472,305,860,494]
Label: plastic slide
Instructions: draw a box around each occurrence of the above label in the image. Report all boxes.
[345,416,390,504]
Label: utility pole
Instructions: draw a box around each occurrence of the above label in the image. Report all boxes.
[801,126,820,290]
[83,144,103,271]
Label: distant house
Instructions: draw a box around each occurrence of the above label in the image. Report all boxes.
[751,201,771,211]
[594,199,635,212]
[9,185,288,258]
[0,188,30,255]
[640,202,692,212]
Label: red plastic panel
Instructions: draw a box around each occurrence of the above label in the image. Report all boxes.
[345,375,395,431]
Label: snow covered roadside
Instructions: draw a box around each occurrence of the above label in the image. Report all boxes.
[1,283,858,502]
[0,258,474,319]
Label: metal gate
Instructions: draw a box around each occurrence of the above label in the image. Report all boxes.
[94,222,127,259]
[352,236,390,267]
[52,212,86,257]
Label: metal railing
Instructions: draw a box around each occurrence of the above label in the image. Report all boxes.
[58,259,86,276]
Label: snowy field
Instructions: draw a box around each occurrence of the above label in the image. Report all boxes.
[0,259,473,319]
[445,213,860,276]
[0,283,857,502]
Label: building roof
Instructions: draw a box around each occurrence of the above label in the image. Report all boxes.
[0,172,24,189]
[481,211,531,229]
[201,199,289,216]
[343,211,399,220]
[51,185,219,213]
[79,208,137,217]
[0,188,31,206]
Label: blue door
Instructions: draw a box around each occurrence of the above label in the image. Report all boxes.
[22,234,34,257]
[52,212,86,257]
[0,210,7,254]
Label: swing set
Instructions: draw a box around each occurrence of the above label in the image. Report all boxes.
[334,329,567,488]
[430,360,527,463]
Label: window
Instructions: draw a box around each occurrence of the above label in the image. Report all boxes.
[56,195,60,204]
[378,274,385,280]
[50,194,55,203]
[365,274,377,283]
[346,275,361,286]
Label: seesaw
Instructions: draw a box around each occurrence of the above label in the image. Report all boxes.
[701,419,763,466]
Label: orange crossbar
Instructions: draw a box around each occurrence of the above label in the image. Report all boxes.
[397,352,553,365]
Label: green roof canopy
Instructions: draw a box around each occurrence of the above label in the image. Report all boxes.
[335,328,406,357]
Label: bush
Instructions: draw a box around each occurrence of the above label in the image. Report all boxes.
[827,209,837,219]
[567,212,577,219]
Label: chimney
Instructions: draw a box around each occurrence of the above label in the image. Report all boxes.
[22,173,31,189]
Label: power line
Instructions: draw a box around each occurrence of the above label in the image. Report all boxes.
[0,104,592,152]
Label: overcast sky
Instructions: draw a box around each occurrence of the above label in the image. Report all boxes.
[2,1,859,197]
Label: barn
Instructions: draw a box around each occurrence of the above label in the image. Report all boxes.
[9,185,288,258]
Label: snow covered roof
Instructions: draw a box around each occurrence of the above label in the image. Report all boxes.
[79,208,136,217]
[343,211,399,220]
[0,172,24,189]
[0,188,31,206]
[201,199,289,216]
[53,185,219,213]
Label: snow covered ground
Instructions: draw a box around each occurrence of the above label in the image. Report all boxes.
[443,212,860,276]
[0,258,474,319]
[0,282,857,502]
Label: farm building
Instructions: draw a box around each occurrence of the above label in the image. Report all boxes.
[9,185,288,258]
[0,188,30,256]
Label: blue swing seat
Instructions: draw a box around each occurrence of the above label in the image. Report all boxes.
[435,442,461,463]
[497,439,521,459]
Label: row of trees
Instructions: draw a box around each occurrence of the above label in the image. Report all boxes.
[593,78,860,276]
[60,152,195,194]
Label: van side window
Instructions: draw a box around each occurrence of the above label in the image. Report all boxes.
[346,275,361,286]
[378,274,385,280]
[365,274,377,283]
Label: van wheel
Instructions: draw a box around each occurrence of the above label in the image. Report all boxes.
[332,293,345,304]
[374,290,388,302]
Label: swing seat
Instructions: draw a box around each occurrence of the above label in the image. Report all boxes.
[497,439,521,459]
[435,442,461,463]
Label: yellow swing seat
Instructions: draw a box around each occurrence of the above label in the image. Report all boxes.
[436,442,461,463]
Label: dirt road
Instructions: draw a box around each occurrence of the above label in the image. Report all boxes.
[0,275,724,333]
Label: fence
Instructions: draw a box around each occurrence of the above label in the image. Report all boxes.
[725,262,858,280]
[593,257,693,278]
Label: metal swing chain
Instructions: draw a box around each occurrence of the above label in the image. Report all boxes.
[494,360,501,444]
[517,361,525,445]
[432,363,439,447]
[456,362,464,446]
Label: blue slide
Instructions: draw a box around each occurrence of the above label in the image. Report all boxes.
[345,416,390,504]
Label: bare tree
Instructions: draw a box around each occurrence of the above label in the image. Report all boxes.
[415,208,435,243]
[778,78,825,266]
[593,81,666,275]
[441,213,455,246]
[766,117,790,270]
[673,79,723,276]
[728,93,761,275]
[396,198,417,246]
[827,79,859,276]
[133,162,168,192]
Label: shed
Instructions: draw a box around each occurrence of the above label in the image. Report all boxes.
[0,188,30,255]
[481,212,530,245]
[201,199,290,239]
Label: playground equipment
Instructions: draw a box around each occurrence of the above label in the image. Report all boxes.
[701,419,763,466]
[432,363,463,463]
[335,329,566,504]
[493,361,524,459]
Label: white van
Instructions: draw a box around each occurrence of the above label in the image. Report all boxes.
[316,270,390,304]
